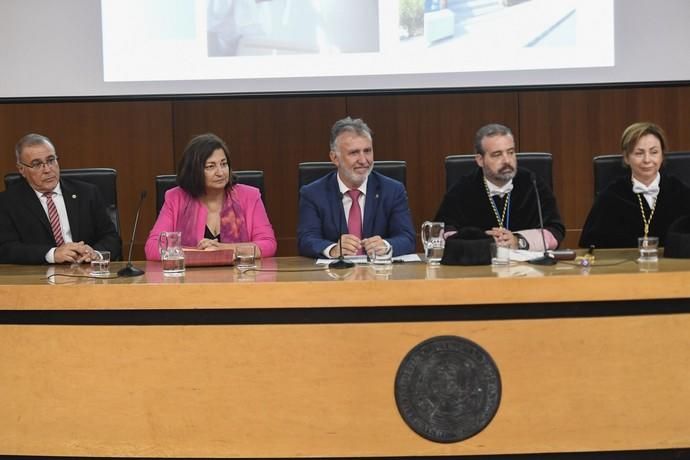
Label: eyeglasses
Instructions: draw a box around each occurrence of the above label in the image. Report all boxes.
[18,156,59,169]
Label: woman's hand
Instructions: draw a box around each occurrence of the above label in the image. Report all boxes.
[197,238,220,250]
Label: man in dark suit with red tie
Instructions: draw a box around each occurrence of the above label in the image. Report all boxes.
[0,133,121,264]
[297,117,415,259]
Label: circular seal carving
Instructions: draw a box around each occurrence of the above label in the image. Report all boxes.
[394,335,501,443]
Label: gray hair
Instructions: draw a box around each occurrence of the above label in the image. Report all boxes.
[15,133,55,162]
[329,117,373,153]
[474,123,513,155]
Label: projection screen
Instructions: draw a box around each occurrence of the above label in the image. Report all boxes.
[1,0,689,99]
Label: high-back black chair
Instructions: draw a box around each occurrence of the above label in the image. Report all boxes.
[592,155,627,198]
[593,151,690,197]
[4,168,120,234]
[445,153,553,191]
[155,170,265,216]
[298,160,407,190]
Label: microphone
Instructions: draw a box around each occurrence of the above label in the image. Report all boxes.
[328,235,355,269]
[329,194,355,269]
[527,175,557,266]
[117,190,147,277]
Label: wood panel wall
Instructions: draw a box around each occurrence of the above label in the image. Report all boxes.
[2,84,689,258]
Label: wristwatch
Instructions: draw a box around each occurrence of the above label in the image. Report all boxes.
[515,233,529,250]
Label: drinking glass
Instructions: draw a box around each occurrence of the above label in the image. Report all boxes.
[235,244,257,270]
[368,243,393,265]
[90,250,110,276]
[490,241,511,265]
[637,236,659,263]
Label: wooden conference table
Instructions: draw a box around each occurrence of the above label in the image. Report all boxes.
[1,251,689,459]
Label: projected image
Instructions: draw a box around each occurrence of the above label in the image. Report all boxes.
[207,0,380,56]
[400,0,575,48]
[101,0,613,85]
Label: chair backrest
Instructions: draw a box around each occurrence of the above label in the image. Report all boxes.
[298,160,407,190]
[593,151,690,197]
[667,152,690,185]
[155,170,265,216]
[445,153,553,191]
[592,155,627,198]
[4,168,120,234]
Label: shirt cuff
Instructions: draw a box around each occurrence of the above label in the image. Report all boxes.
[323,243,338,258]
[519,229,558,251]
[45,247,57,264]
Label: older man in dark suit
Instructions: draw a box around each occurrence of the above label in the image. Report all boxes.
[298,117,415,259]
[0,133,121,264]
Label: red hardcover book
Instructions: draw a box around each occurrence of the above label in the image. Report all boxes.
[182,248,235,267]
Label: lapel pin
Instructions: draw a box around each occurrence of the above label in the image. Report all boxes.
[72,194,77,199]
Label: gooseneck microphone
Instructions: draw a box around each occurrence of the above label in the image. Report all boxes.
[329,236,356,269]
[117,190,147,277]
[528,175,557,266]
[329,195,355,269]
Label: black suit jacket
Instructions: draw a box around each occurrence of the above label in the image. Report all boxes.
[0,178,122,264]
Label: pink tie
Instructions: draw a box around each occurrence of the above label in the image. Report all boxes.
[347,189,363,255]
[43,192,65,247]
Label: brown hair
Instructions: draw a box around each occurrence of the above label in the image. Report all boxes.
[620,122,667,157]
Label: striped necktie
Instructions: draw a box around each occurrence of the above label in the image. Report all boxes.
[43,192,65,246]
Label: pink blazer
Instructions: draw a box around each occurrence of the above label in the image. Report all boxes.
[145,184,277,260]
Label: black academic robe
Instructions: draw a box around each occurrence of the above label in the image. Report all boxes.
[434,168,565,244]
[0,178,122,264]
[579,173,690,248]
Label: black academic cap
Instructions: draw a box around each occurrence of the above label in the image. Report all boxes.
[441,227,492,266]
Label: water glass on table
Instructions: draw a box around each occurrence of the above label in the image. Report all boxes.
[235,244,257,270]
[368,242,393,266]
[490,241,511,265]
[637,236,659,263]
[90,250,110,276]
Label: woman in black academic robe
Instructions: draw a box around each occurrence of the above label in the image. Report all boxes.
[580,122,690,248]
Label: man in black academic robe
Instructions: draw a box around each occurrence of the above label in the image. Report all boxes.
[434,124,565,251]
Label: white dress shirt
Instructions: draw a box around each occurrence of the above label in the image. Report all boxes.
[632,173,661,208]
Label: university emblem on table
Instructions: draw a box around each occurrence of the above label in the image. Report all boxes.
[394,335,501,443]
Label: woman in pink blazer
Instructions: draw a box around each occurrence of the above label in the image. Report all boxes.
[145,133,277,260]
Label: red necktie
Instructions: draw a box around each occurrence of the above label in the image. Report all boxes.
[43,192,65,246]
[347,189,363,254]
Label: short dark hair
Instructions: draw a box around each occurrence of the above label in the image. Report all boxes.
[177,133,231,198]
[330,117,372,152]
[474,124,513,155]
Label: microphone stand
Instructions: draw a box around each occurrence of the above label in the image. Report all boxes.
[329,195,355,269]
[328,235,355,269]
[117,191,147,277]
[528,176,557,266]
